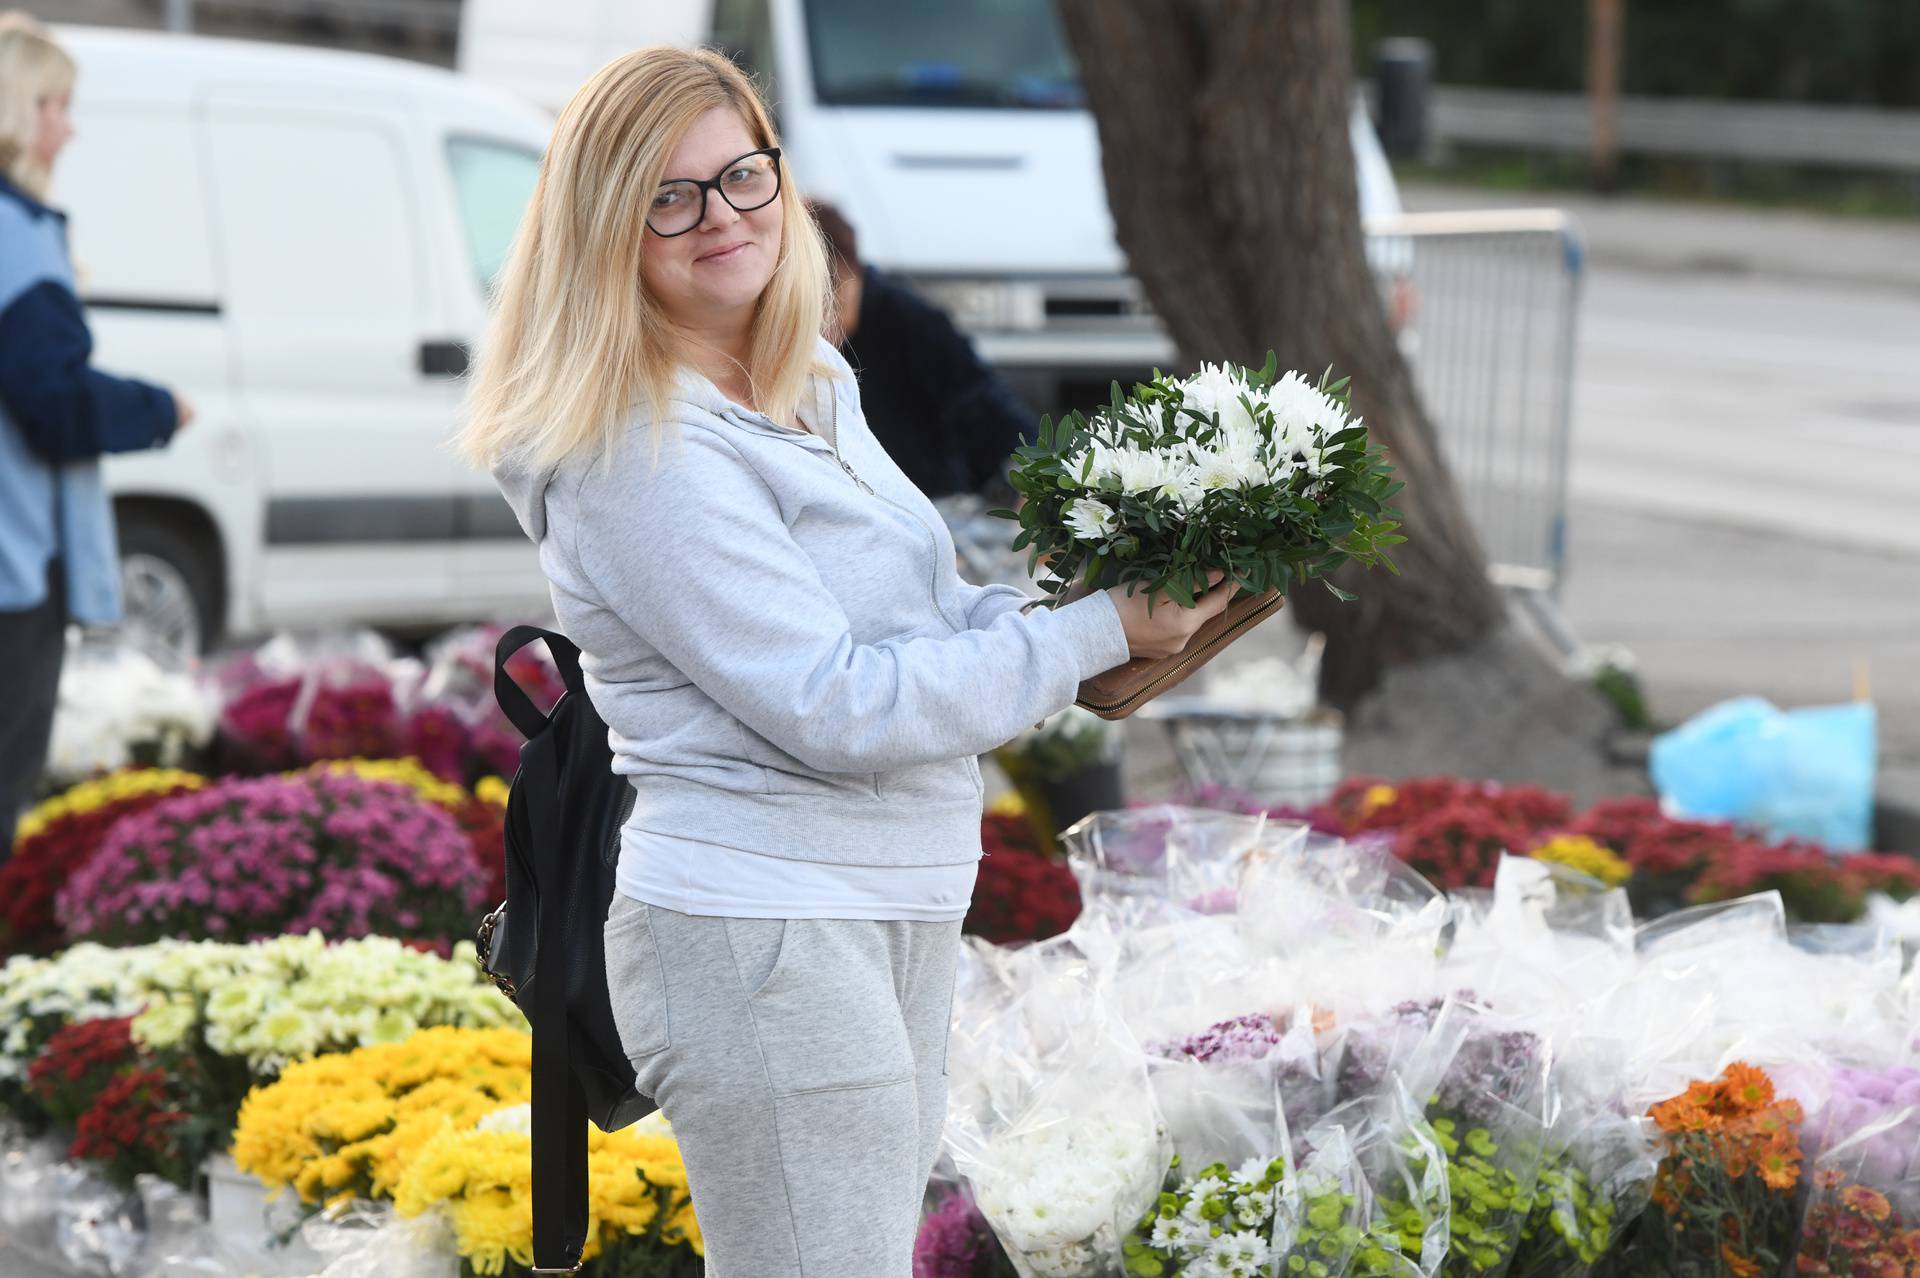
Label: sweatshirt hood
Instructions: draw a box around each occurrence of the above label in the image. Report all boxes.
[489,343,847,545]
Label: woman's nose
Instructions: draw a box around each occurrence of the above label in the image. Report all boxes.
[698,189,743,233]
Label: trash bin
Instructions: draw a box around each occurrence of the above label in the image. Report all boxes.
[1374,37,1433,159]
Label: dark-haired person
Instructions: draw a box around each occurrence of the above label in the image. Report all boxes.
[810,198,1030,501]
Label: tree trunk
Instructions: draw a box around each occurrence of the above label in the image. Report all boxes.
[1056,0,1505,708]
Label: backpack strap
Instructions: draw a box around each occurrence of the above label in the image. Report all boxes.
[521,733,591,1273]
[495,624,591,1273]
[495,625,585,741]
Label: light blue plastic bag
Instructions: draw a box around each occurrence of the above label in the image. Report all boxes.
[1650,695,1877,851]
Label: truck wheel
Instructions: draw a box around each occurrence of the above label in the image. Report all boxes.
[117,512,221,667]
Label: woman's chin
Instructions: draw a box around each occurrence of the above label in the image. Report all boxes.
[699,276,775,315]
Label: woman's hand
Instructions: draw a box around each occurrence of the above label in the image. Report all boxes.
[171,390,196,432]
[1105,571,1236,661]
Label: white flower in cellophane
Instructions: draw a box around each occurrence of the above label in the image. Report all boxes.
[970,1111,1166,1278]
[1062,498,1120,543]
[44,647,216,786]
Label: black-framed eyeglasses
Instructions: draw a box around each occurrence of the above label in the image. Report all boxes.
[647,147,783,237]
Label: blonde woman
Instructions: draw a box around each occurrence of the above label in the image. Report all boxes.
[0,14,191,857]
[461,47,1229,1275]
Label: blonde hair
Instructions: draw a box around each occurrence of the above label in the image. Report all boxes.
[0,14,73,199]
[456,46,832,475]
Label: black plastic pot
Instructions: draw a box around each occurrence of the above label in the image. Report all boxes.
[1036,761,1127,839]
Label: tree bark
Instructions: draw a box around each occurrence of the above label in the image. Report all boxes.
[1056,0,1508,709]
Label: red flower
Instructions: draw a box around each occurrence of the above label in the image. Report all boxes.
[0,783,197,957]
[25,1016,141,1127]
[1391,801,1528,891]
[966,815,1080,945]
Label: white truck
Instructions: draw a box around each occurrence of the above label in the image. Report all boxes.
[458,0,1410,412]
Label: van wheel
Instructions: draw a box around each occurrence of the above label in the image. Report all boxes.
[117,513,221,668]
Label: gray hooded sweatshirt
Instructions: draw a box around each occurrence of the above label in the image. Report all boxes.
[492,339,1130,871]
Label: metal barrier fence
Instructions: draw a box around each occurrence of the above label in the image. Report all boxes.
[1366,208,1585,600]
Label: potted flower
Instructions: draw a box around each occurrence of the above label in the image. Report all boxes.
[995,706,1126,844]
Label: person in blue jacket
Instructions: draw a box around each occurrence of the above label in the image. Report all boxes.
[0,14,191,859]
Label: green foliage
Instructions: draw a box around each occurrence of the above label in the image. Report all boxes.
[1352,0,1920,108]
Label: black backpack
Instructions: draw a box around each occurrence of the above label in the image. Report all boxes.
[477,625,659,1274]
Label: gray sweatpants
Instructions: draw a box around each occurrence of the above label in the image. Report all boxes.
[605,894,963,1277]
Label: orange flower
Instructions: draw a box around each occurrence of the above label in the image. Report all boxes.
[1842,1185,1894,1223]
[1721,1062,1776,1114]
[1815,1168,1846,1190]
[1653,1093,1713,1134]
[1722,1243,1760,1276]
[1756,1138,1801,1192]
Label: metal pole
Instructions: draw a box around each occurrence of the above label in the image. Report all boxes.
[165,0,193,33]
[1588,0,1624,190]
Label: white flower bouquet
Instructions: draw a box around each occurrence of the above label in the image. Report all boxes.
[999,358,1403,608]
[967,1107,1171,1278]
[43,644,216,790]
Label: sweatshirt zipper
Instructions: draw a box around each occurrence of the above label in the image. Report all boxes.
[820,389,873,494]
[816,386,953,623]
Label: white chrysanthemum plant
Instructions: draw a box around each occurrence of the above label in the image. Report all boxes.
[998,356,1404,611]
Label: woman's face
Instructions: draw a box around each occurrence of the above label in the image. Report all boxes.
[33,89,73,172]
[639,107,782,332]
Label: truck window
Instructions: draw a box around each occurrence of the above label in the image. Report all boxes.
[803,0,1082,109]
[446,137,542,293]
[713,0,775,83]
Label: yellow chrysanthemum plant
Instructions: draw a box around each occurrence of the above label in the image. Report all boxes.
[13,767,206,845]
[305,757,507,814]
[232,1027,702,1276]
[1520,825,1628,886]
[1528,833,1633,888]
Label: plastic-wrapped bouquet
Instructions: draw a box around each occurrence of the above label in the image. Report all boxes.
[43,645,216,790]
[948,954,1173,1278]
[1621,1062,1805,1278]
[1123,1151,1289,1278]
[999,359,1403,606]
[965,1103,1170,1278]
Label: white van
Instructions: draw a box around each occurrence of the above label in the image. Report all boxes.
[54,27,552,663]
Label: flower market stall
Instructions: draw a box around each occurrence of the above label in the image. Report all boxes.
[4,491,1919,1275]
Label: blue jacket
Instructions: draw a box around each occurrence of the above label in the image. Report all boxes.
[0,174,176,624]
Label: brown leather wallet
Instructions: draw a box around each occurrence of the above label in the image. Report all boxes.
[1044,585,1288,720]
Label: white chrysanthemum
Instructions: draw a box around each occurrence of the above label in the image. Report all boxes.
[1231,1188,1274,1229]
[1149,1213,1202,1250]
[1181,362,1259,437]
[132,1000,197,1051]
[970,1111,1165,1277]
[1199,1229,1274,1278]
[1263,370,1343,438]
[1062,497,1120,543]
[1234,1154,1282,1187]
